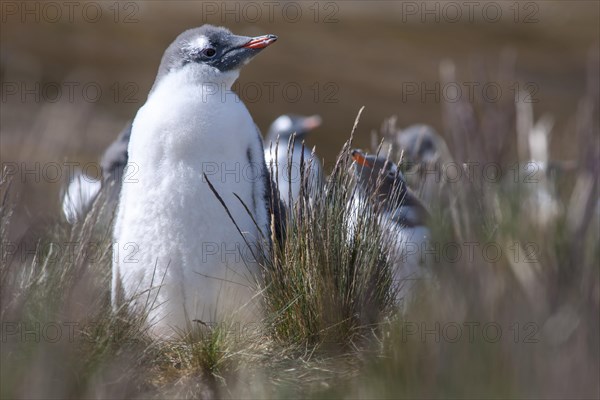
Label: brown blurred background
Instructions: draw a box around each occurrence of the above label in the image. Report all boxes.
[1,0,598,239]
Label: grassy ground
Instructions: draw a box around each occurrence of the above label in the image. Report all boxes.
[1,47,599,400]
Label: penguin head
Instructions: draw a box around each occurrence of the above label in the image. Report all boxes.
[351,149,407,203]
[396,124,442,165]
[152,25,277,90]
[352,149,431,225]
[266,114,322,143]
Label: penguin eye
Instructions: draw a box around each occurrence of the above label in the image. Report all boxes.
[202,47,216,58]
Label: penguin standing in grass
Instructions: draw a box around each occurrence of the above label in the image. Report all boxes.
[112,25,278,336]
[351,149,431,306]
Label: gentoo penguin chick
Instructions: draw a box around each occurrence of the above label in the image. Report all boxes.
[395,124,450,166]
[374,121,452,208]
[350,149,431,306]
[264,114,323,206]
[395,124,452,208]
[113,26,277,337]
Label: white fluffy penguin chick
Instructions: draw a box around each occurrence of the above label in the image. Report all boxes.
[112,25,278,337]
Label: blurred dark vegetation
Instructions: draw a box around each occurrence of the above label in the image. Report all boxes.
[0,1,598,240]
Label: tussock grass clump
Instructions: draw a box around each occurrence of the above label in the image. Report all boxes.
[261,110,396,346]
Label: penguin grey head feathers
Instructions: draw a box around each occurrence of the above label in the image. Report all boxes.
[351,149,405,203]
[351,149,430,225]
[396,124,444,165]
[266,114,322,143]
[152,25,277,91]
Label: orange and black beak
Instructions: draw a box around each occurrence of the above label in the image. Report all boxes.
[219,33,278,72]
[351,149,372,168]
[243,34,278,49]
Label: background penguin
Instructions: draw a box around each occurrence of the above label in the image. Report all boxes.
[350,149,431,307]
[112,25,277,337]
[61,123,131,224]
[395,124,451,167]
[264,114,323,207]
[516,96,563,228]
[373,120,453,209]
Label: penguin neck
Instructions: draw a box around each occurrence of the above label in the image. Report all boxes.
[131,64,254,172]
[386,188,430,228]
[357,176,406,209]
[149,64,240,99]
[358,180,428,227]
